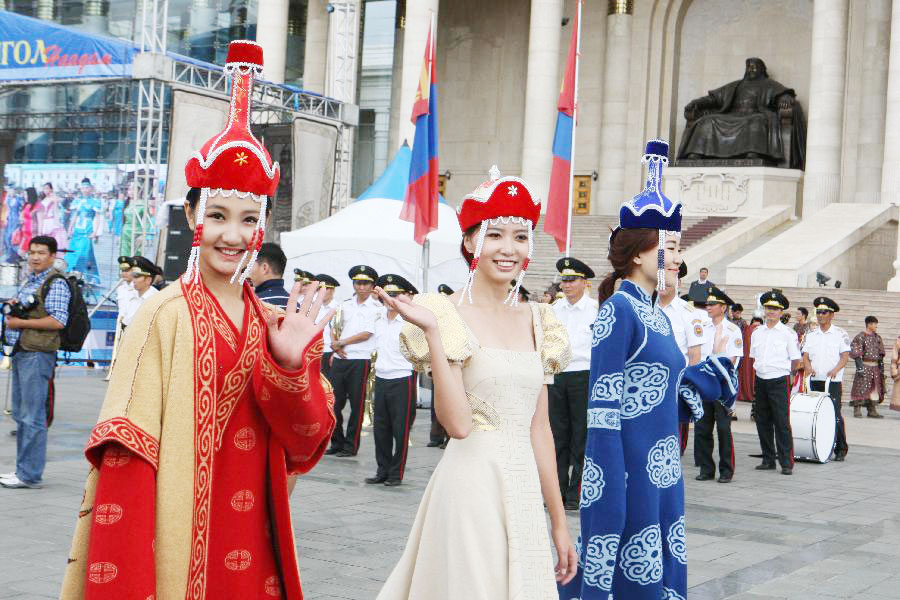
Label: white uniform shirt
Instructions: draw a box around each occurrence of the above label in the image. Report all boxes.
[337,295,380,359]
[702,317,743,365]
[121,286,159,326]
[749,321,801,379]
[374,308,413,379]
[661,296,705,362]
[552,293,599,372]
[802,324,851,381]
[115,281,136,313]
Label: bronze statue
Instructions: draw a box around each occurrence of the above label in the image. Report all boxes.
[677,58,805,169]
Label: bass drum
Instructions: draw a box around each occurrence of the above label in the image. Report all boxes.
[790,392,836,463]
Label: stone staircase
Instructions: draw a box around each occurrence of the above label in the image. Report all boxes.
[722,284,900,390]
[526,214,734,294]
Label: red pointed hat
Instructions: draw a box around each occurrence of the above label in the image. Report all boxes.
[184,40,280,196]
[456,166,541,231]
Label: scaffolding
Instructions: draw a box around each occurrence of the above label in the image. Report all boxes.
[327,1,360,210]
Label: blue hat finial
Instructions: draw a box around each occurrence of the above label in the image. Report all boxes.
[617,138,681,233]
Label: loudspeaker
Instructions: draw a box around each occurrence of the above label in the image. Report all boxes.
[162,205,192,281]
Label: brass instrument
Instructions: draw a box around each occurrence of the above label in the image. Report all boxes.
[363,350,377,428]
[330,306,343,345]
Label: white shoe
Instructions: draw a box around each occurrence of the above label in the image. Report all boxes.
[0,471,14,479]
[0,475,41,489]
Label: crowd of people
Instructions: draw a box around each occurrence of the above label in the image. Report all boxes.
[3,40,899,599]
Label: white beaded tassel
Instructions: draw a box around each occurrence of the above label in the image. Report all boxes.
[458,221,488,305]
[656,228,666,292]
[504,220,533,306]
[235,195,269,285]
[181,187,210,284]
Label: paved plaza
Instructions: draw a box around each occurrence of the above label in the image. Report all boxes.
[2,369,900,599]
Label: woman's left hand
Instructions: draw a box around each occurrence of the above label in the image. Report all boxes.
[266,281,337,370]
[552,523,578,585]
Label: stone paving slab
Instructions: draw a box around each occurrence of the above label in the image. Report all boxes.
[2,369,900,599]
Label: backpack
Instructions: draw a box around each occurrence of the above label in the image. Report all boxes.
[42,273,91,353]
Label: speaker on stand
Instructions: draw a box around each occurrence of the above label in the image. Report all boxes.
[162,204,192,282]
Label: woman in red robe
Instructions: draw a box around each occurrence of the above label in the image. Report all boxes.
[61,40,336,600]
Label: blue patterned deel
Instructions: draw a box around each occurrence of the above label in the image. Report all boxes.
[618,139,682,233]
[558,279,738,600]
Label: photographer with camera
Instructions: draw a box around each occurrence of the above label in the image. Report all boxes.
[0,235,70,489]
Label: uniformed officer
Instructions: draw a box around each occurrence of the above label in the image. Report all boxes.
[293,268,313,285]
[316,273,340,382]
[550,256,598,510]
[659,261,705,456]
[694,287,743,483]
[327,265,381,457]
[426,284,454,448]
[801,296,850,461]
[366,274,419,486]
[751,289,801,475]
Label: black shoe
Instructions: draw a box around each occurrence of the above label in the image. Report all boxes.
[365,476,387,484]
[564,500,580,511]
[695,473,715,481]
[755,463,776,471]
[439,440,448,449]
[781,467,793,475]
[717,475,733,483]
[833,454,846,462]
[336,450,354,458]
[426,441,442,447]
[324,447,341,455]
[384,479,402,487]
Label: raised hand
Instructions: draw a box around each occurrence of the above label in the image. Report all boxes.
[266,281,336,370]
[374,287,437,332]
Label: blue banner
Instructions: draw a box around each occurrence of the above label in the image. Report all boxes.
[0,10,136,81]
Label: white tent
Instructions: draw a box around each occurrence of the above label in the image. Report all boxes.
[279,145,468,300]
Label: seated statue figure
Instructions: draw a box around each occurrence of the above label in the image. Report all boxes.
[677,57,805,168]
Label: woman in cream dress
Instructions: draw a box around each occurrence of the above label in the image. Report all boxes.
[375,168,578,599]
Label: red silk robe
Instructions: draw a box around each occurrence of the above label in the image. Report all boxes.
[65,278,335,599]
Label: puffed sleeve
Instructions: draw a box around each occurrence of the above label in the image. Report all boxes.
[536,303,571,384]
[678,354,739,422]
[399,293,472,373]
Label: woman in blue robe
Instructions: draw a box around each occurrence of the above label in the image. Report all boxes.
[559,140,737,600]
[66,180,101,286]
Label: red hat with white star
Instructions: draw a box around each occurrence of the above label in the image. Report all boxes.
[456,166,540,232]
[181,40,279,285]
[456,166,541,306]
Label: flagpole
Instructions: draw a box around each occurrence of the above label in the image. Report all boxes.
[420,11,436,293]
[564,0,582,258]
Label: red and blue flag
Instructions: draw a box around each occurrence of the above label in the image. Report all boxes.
[544,5,580,253]
[400,23,439,245]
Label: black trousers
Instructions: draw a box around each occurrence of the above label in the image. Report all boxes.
[755,376,793,468]
[329,358,370,454]
[694,401,735,478]
[373,375,417,480]
[548,370,589,502]
[321,351,333,383]
[809,380,849,457]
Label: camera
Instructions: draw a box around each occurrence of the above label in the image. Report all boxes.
[1,294,38,319]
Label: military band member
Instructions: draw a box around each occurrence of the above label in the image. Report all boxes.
[120,257,160,327]
[751,290,801,475]
[366,274,418,486]
[327,265,380,457]
[427,284,453,448]
[850,316,886,418]
[659,261,704,456]
[694,287,742,482]
[316,273,340,381]
[550,257,597,511]
[802,296,850,460]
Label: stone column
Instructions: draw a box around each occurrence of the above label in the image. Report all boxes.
[389,0,439,150]
[520,0,564,204]
[881,0,900,290]
[596,0,633,214]
[802,0,849,217]
[256,0,289,83]
[303,0,329,93]
[854,0,891,203]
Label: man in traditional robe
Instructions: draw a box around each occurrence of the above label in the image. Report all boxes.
[850,316,885,418]
[678,57,804,168]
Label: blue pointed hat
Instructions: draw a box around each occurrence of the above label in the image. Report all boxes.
[618,139,681,233]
